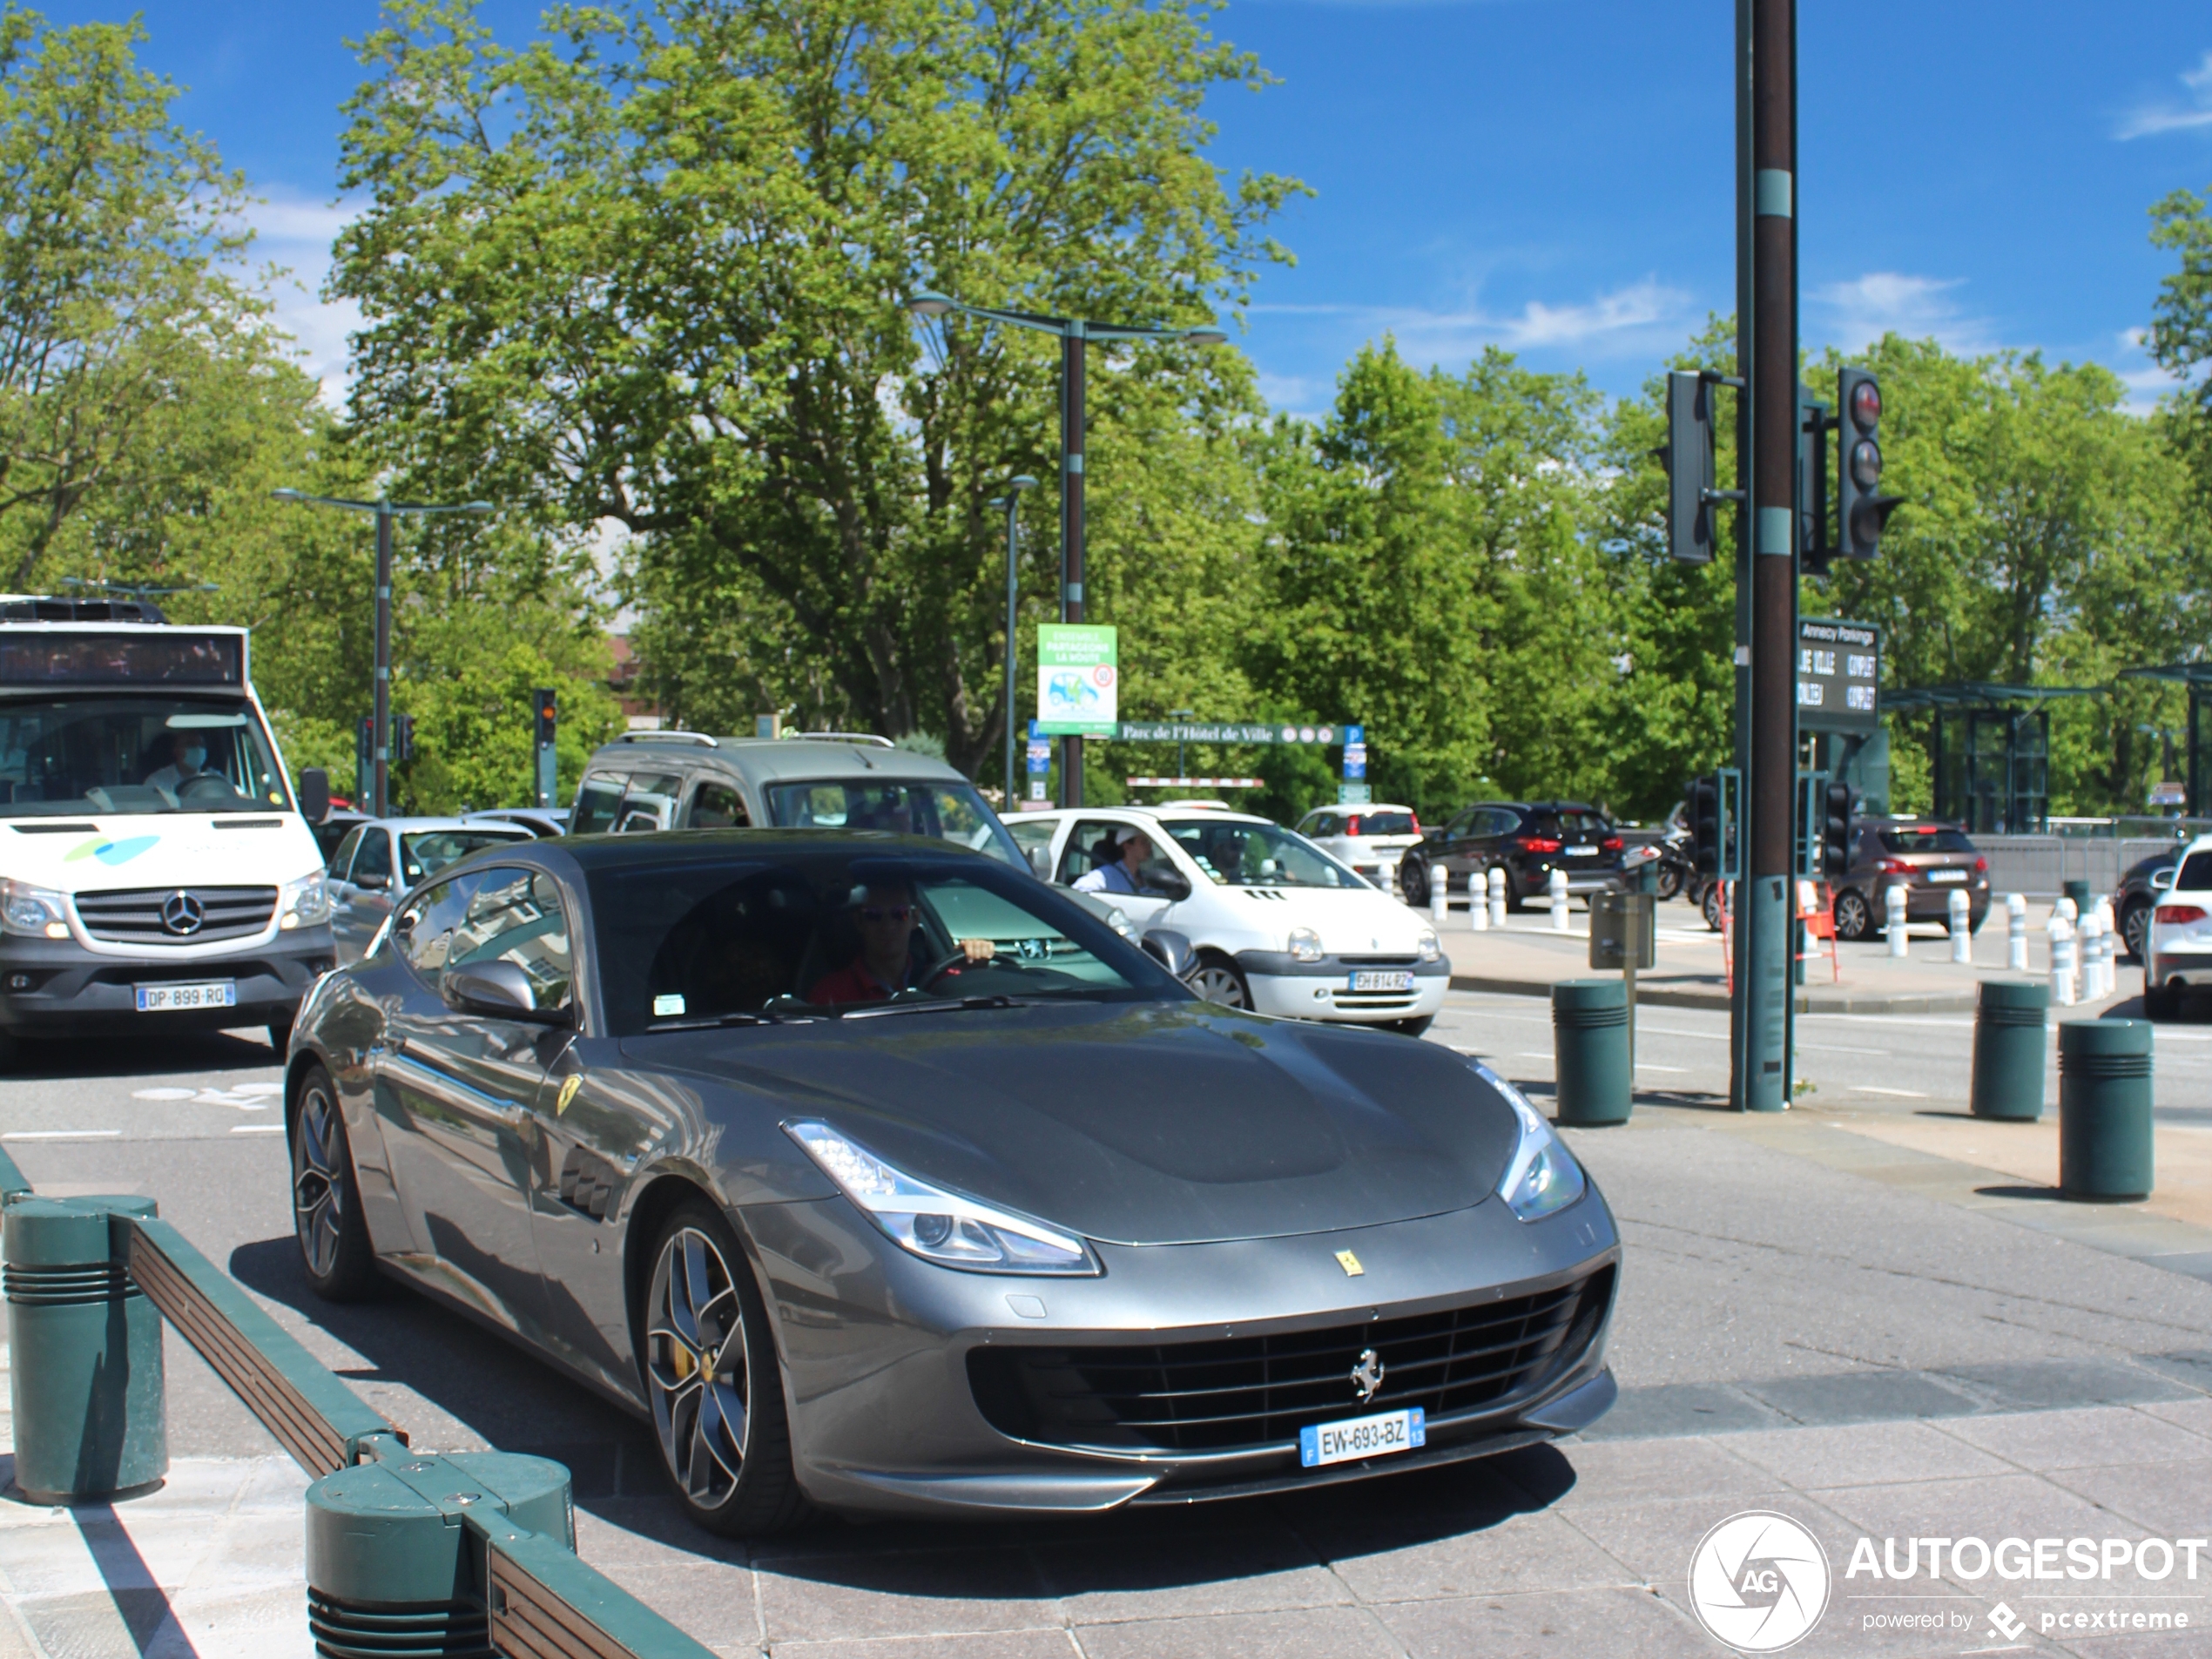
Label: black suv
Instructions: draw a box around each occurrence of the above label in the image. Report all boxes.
[2114,846,2182,962]
[1399,800,1626,910]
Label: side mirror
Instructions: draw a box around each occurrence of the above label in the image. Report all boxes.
[1027,845,1054,880]
[2152,867,2177,892]
[1139,859,1192,901]
[1141,928,1197,981]
[298,768,331,824]
[441,961,572,1025]
[354,873,389,892]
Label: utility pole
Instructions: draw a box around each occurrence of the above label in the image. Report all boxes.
[990,476,1038,811]
[1061,327,1087,806]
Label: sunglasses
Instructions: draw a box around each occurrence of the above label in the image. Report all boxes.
[860,905,914,923]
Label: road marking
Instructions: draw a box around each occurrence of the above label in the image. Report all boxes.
[1635,1062,1689,1073]
[3,1130,123,1140]
[1796,1042,1892,1055]
[1851,1086,1928,1098]
[132,1088,196,1101]
[230,1124,285,1135]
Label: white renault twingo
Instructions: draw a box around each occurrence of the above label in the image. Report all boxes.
[1013,805,1447,1032]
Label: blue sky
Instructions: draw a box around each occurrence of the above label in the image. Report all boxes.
[46,0,2212,417]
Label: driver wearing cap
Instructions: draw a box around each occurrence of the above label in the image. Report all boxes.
[808,882,994,1006]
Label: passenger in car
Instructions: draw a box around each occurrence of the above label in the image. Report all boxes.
[1075,828,1153,896]
[807,882,993,1004]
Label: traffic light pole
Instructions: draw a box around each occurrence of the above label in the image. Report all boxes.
[374,508,393,819]
[1060,327,1086,809]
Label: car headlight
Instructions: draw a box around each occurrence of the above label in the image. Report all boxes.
[1287,926,1324,963]
[278,872,330,930]
[785,1119,1100,1276]
[0,879,71,940]
[1476,1062,1587,1222]
[1417,929,1442,962]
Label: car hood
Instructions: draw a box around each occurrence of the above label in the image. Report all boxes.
[1207,885,1435,950]
[636,1001,1520,1245]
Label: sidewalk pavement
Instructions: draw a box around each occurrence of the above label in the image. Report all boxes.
[1438,900,2129,1015]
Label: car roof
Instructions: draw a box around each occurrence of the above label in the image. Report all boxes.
[1027,806,1278,828]
[543,826,1006,874]
[584,735,968,785]
[366,816,536,833]
[1305,803,1413,815]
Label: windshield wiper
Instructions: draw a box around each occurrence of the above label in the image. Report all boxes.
[644,1010,796,1033]
[840,995,1034,1021]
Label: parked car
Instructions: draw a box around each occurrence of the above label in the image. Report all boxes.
[568,732,1024,867]
[1017,805,1447,1032]
[467,806,570,838]
[1294,804,1424,887]
[309,806,370,867]
[1828,819,1990,941]
[283,829,1619,1531]
[2114,846,2182,962]
[323,817,536,962]
[1398,802,1627,911]
[2145,835,2212,1019]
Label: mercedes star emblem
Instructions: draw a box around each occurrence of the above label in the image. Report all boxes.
[160,891,206,936]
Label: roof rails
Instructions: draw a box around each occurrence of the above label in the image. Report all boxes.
[792,732,895,749]
[615,730,719,747]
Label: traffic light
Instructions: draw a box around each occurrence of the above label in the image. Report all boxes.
[1663,371,1717,564]
[1797,390,1831,577]
[1836,368,1903,558]
[1688,774,1723,877]
[392,711,416,764]
[1822,780,1855,877]
[354,715,373,806]
[532,687,557,808]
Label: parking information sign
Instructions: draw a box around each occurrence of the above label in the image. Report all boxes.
[1037,624,1118,736]
[1797,618,1879,733]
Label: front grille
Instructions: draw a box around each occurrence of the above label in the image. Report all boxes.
[970,1264,1614,1454]
[74,886,276,945]
[1339,954,1418,966]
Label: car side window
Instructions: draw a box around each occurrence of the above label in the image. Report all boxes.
[1312,813,1340,838]
[328,826,363,880]
[616,772,682,833]
[393,869,491,989]
[446,868,575,1014]
[687,781,750,829]
[1056,819,1130,885]
[352,828,394,887]
[571,773,625,835]
[1444,807,1477,839]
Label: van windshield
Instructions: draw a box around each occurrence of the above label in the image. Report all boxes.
[764,779,1022,866]
[0,695,289,816]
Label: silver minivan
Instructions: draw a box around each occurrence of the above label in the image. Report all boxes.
[568,732,1027,866]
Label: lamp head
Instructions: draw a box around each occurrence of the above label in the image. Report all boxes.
[271,489,304,502]
[906,289,954,320]
[1011,475,1039,492]
[1184,323,1228,347]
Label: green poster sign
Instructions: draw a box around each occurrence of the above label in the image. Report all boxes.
[1036,624,1118,736]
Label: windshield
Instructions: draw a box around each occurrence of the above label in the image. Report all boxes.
[1347,812,1417,836]
[398,828,530,887]
[763,779,1021,867]
[1161,819,1364,888]
[0,694,289,817]
[589,852,1176,1035]
[1878,826,1976,854]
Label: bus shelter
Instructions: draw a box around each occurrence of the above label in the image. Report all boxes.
[2117,663,2212,816]
[1883,683,2098,834]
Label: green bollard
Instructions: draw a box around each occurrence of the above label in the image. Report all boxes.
[2058,1019,2154,1202]
[3,1196,166,1504]
[1971,980,2050,1121]
[1553,978,1631,1126]
[306,1451,573,1657]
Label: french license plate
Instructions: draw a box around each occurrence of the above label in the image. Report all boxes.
[1564,845,1596,857]
[136,981,236,1013]
[1928,869,1966,884]
[1300,1406,1426,1468]
[1348,970,1415,992]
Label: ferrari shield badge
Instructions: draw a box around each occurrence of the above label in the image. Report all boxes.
[1334,1249,1365,1278]
[556,1074,583,1116]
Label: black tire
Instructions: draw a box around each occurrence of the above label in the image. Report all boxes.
[1501,869,1525,914]
[1654,861,1685,902]
[1831,887,1872,941]
[1701,881,1726,934]
[2144,983,2183,1022]
[0,1029,17,1073]
[1386,1015,1435,1036]
[1188,953,1252,1009]
[1400,859,1431,908]
[291,1062,380,1301]
[267,1018,294,1057]
[2121,900,2151,963]
[637,1201,804,1536]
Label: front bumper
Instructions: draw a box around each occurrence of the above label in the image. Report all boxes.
[1236,951,1450,1022]
[738,1185,1621,1520]
[0,926,335,1037]
[1514,862,1623,897]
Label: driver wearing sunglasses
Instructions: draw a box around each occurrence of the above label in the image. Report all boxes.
[807,882,995,1006]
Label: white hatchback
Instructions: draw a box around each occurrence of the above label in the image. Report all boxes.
[2144,834,2212,1019]
[1011,806,1448,1031]
[1294,803,1424,887]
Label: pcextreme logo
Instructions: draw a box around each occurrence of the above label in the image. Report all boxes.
[1688,1511,1831,1652]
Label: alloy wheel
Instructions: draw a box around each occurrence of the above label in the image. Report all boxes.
[1834,889,1871,941]
[1190,963,1251,1008]
[2123,903,2149,962]
[293,1079,347,1280]
[646,1227,752,1508]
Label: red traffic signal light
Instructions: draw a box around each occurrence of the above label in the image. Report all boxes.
[1848,378,1881,430]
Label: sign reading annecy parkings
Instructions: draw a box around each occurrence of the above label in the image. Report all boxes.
[1797,618,1880,733]
[1036,624,1118,737]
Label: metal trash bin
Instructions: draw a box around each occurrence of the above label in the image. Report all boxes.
[3,1196,166,1503]
[2062,879,2091,919]
[2057,1020,2153,1202]
[1553,978,1631,1126]
[1971,980,2049,1121]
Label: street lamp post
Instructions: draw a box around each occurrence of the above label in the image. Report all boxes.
[988,476,1039,812]
[905,290,1224,807]
[271,489,493,818]
[1169,707,1195,782]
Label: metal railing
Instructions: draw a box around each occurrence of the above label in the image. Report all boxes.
[1971,834,2189,900]
[0,1144,713,1659]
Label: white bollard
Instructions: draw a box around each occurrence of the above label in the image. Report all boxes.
[1429,865,1449,927]
[2080,912,2103,999]
[2097,901,2119,998]
[1949,887,1973,963]
[1487,866,1507,930]
[1886,884,1910,957]
[2049,914,2076,1005]
[1467,867,1487,931]
[2057,894,2078,925]
[2006,893,2028,973]
[1548,867,1570,932]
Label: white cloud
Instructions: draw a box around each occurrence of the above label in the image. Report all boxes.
[1250,274,1695,372]
[2113,326,2184,415]
[2116,50,2212,139]
[225,184,366,407]
[1807,272,1992,354]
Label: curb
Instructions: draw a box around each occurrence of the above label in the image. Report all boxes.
[1447,974,1981,1015]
